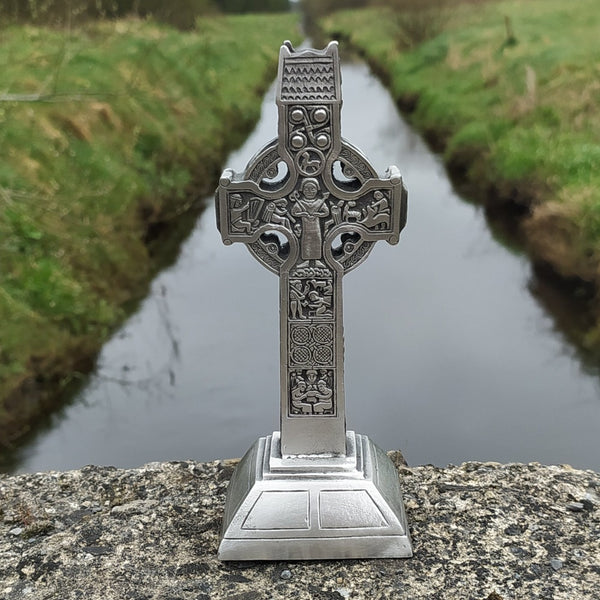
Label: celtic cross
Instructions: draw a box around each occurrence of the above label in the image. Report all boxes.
[216,41,407,457]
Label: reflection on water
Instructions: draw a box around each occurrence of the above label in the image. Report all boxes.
[6,58,600,474]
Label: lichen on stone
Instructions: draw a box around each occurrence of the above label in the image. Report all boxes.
[1,459,598,599]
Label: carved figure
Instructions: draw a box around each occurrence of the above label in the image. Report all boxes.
[306,290,328,315]
[290,178,330,261]
[229,194,255,233]
[289,280,306,319]
[291,378,311,414]
[343,200,362,222]
[298,149,323,175]
[263,198,292,229]
[313,379,333,414]
[360,190,391,229]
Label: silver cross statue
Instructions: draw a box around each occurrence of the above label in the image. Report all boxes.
[216,41,413,560]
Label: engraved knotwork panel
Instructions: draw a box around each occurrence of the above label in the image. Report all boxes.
[247,146,281,183]
[289,323,334,368]
[338,145,375,182]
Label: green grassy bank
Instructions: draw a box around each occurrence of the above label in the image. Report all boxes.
[0,13,300,445]
[321,0,600,347]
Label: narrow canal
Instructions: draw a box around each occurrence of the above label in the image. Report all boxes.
[7,53,600,473]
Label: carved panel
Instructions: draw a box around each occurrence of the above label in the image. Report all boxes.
[280,59,336,102]
[289,274,333,321]
[289,323,334,368]
[289,369,335,416]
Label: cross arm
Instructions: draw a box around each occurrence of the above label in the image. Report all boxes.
[215,168,300,274]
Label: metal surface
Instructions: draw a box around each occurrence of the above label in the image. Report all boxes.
[215,41,412,560]
[218,432,412,560]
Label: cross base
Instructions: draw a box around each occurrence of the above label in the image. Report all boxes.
[218,431,413,560]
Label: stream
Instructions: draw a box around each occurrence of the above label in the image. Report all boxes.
[6,54,600,474]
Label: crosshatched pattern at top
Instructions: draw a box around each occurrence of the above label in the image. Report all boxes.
[280,58,337,102]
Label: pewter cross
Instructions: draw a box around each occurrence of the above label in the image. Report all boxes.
[216,41,407,457]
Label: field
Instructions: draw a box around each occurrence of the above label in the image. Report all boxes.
[321,0,600,345]
[0,13,301,443]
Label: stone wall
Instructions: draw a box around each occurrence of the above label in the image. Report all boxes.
[1,456,598,599]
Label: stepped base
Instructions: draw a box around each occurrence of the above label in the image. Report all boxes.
[218,431,413,560]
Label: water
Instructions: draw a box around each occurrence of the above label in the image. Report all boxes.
[8,58,600,474]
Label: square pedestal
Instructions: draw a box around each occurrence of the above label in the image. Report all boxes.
[218,431,413,560]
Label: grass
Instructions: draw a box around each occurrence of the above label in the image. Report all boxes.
[321,0,600,344]
[0,13,301,442]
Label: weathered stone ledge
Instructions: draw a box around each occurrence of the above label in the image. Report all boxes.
[1,456,598,599]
